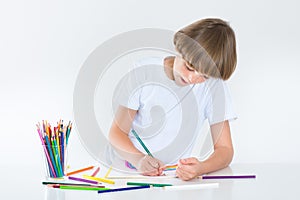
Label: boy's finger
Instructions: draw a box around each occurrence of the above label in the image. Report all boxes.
[180,158,196,165]
[148,160,159,168]
[143,168,157,176]
[176,168,188,180]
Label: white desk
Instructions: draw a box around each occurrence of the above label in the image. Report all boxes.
[1,163,299,200]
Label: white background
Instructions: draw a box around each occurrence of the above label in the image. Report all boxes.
[0,0,299,174]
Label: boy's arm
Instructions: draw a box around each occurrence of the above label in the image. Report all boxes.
[109,106,140,155]
[176,120,234,180]
[108,106,164,175]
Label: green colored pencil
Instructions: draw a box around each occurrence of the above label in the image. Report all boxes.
[127,181,173,187]
[131,129,153,157]
[59,185,110,191]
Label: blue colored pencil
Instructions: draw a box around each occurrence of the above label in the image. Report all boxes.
[60,129,64,173]
[66,121,72,144]
[44,135,58,177]
[131,129,153,157]
[98,185,150,194]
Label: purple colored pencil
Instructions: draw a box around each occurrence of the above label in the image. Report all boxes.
[68,176,99,184]
[202,175,256,179]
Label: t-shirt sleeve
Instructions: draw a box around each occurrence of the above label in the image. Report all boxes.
[112,71,142,110]
[205,79,237,125]
[112,59,149,111]
[112,56,164,111]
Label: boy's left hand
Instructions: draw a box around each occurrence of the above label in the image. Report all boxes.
[176,157,202,181]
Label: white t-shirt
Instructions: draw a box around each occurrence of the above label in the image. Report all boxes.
[111,56,237,165]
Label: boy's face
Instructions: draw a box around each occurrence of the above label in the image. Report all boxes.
[173,54,209,86]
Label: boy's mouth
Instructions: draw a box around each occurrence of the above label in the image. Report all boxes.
[180,77,189,84]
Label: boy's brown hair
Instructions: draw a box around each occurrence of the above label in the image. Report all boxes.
[173,18,237,80]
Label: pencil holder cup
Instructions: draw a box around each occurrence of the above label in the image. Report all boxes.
[42,144,68,179]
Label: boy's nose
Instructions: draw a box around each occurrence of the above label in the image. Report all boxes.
[188,74,193,83]
[188,73,205,83]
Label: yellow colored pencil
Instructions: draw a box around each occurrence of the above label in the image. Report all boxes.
[55,127,61,160]
[104,166,112,178]
[165,164,178,169]
[82,175,115,184]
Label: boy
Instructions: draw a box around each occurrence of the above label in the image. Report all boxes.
[108,18,237,181]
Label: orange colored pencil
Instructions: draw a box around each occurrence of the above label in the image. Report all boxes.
[165,164,178,169]
[66,166,94,176]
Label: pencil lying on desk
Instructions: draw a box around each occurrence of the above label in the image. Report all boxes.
[66,166,94,176]
[91,166,100,177]
[82,175,115,184]
[59,185,109,191]
[200,175,256,179]
[47,184,105,189]
[127,181,173,187]
[42,181,96,187]
[104,166,112,178]
[98,186,150,194]
[68,176,99,185]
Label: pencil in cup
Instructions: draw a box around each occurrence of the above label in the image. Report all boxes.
[42,144,68,179]
[37,120,72,179]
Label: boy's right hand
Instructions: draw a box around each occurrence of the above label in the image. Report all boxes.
[136,155,165,176]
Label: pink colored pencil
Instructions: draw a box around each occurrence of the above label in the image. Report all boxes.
[91,167,100,177]
[36,127,57,177]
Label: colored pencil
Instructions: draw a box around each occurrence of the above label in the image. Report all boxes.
[50,136,61,177]
[107,175,174,179]
[131,129,153,157]
[68,176,99,184]
[60,128,64,170]
[66,166,94,176]
[98,186,150,194]
[127,181,173,187]
[36,127,56,177]
[163,164,178,171]
[201,175,256,179]
[55,127,61,167]
[66,122,72,144]
[44,135,59,177]
[42,120,46,135]
[82,175,115,184]
[52,136,63,176]
[104,166,112,178]
[164,168,176,171]
[165,164,178,168]
[37,120,72,178]
[47,184,105,189]
[59,185,110,191]
[91,167,100,177]
[42,181,99,187]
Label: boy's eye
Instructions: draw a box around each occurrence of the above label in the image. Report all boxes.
[203,75,209,80]
[185,64,195,71]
